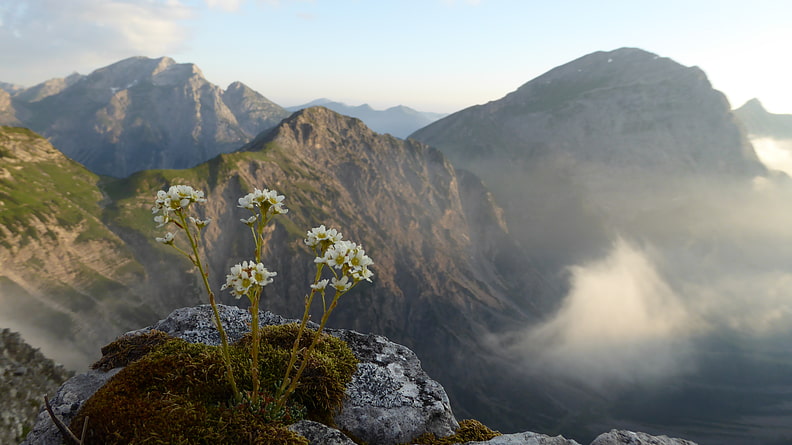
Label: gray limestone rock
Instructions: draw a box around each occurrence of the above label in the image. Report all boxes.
[589,429,698,445]
[332,328,459,444]
[21,368,121,445]
[288,420,357,445]
[462,431,581,445]
[22,304,458,445]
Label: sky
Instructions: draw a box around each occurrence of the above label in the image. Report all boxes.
[0,0,790,114]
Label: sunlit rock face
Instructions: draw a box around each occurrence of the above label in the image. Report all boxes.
[8,56,290,177]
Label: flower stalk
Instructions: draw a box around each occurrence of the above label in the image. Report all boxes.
[152,184,373,417]
[152,185,241,403]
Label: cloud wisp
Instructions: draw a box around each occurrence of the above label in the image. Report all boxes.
[507,239,696,387]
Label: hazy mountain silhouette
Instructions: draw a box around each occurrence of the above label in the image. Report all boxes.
[288,99,446,138]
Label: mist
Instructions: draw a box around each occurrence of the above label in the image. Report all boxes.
[752,137,792,177]
[501,163,792,391]
[507,239,696,386]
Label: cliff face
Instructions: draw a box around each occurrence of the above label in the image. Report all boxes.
[9,57,290,177]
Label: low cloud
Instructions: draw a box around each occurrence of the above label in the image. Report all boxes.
[752,137,792,177]
[508,239,696,386]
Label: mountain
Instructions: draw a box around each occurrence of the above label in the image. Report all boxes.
[411,48,792,444]
[0,126,193,369]
[0,89,22,126]
[288,99,446,138]
[7,57,290,177]
[733,98,792,140]
[411,47,765,266]
[0,110,564,434]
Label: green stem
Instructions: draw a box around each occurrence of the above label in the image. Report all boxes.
[276,289,347,409]
[178,211,241,404]
[275,264,324,403]
[250,286,261,407]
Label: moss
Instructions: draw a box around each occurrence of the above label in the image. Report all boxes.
[92,330,173,371]
[409,419,501,444]
[72,324,358,444]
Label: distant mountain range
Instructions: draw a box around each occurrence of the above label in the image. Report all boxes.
[287,99,446,138]
[0,57,290,177]
[0,59,447,178]
[3,47,792,445]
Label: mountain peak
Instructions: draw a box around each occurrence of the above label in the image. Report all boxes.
[738,98,766,113]
[507,47,709,111]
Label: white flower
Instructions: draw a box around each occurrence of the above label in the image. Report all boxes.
[240,215,257,226]
[351,266,374,283]
[310,279,329,291]
[348,246,373,269]
[237,193,256,209]
[221,260,276,298]
[305,225,340,247]
[264,189,288,215]
[330,276,352,292]
[237,188,288,215]
[190,216,211,229]
[325,240,355,269]
[153,185,206,216]
[153,214,169,227]
[155,232,175,245]
[252,262,277,286]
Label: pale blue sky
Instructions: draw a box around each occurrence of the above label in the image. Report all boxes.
[0,0,790,113]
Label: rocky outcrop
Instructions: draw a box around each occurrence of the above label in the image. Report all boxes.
[23,305,696,445]
[0,328,72,445]
[23,305,459,445]
[590,430,697,445]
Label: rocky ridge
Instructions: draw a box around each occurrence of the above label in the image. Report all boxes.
[22,305,697,445]
[3,56,290,177]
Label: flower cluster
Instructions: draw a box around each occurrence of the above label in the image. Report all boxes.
[238,188,288,216]
[152,185,207,227]
[221,260,277,299]
[304,225,342,248]
[308,227,374,291]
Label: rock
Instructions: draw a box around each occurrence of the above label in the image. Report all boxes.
[288,420,357,445]
[0,328,73,445]
[21,368,121,445]
[332,328,459,444]
[462,431,581,445]
[22,304,459,445]
[589,429,698,445]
